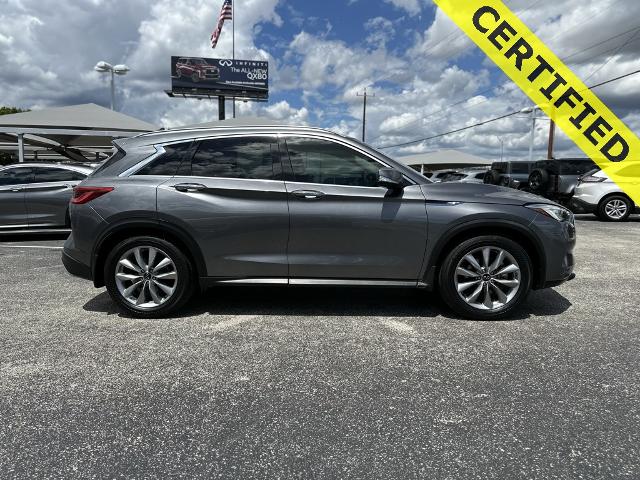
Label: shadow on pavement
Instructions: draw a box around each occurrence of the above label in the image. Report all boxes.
[83,285,572,321]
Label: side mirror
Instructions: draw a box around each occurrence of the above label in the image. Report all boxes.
[378,168,404,190]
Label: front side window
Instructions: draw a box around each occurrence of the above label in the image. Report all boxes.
[285,137,382,187]
[136,142,193,176]
[0,167,33,186]
[34,167,86,183]
[187,137,278,180]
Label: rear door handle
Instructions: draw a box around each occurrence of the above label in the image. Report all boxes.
[173,183,207,193]
[291,190,325,200]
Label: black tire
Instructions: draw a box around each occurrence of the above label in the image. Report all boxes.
[438,236,533,320]
[176,69,182,78]
[191,73,199,83]
[484,170,500,185]
[528,169,549,192]
[104,236,194,318]
[597,195,632,222]
[499,176,511,187]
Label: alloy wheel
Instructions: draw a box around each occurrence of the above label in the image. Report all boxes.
[115,246,178,310]
[454,246,521,311]
[604,199,628,220]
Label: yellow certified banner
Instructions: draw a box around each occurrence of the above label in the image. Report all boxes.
[432,0,640,205]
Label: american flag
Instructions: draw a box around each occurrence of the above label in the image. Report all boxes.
[210,0,233,49]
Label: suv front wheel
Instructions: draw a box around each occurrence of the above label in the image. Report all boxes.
[598,195,632,222]
[104,236,194,318]
[438,236,532,320]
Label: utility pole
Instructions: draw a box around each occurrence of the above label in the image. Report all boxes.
[547,119,556,159]
[356,88,374,143]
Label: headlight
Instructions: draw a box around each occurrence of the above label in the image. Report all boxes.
[526,203,574,223]
[579,175,606,183]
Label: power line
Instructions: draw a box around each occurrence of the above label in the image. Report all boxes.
[377,69,640,150]
[368,23,640,146]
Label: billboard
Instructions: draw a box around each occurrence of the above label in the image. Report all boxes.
[169,56,268,100]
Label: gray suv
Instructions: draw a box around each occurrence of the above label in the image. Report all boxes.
[62,125,576,320]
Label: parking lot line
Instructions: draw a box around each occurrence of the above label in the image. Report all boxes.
[0,245,63,250]
[379,318,417,335]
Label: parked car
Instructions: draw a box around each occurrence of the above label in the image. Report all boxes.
[427,169,459,183]
[62,125,576,320]
[175,58,220,83]
[571,162,640,221]
[441,167,490,184]
[484,161,536,189]
[527,158,597,205]
[0,163,93,232]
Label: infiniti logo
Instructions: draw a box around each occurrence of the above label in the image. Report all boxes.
[219,60,233,67]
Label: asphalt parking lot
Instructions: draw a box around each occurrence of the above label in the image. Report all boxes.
[0,217,638,479]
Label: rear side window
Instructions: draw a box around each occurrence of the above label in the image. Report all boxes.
[0,167,33,186]
[185,137,278,180]
[510,163,531,174]
[34,167,86,182]
[91,149,126,176]
[136,142,193,176]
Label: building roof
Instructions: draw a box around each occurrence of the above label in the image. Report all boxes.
[396,149,492,168]
[0,103,157,132]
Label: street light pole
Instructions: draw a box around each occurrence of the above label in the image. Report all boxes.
[110,69,115,111]
[94,61,130,111]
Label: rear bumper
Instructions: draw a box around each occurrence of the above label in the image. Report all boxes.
[62,249,92,281]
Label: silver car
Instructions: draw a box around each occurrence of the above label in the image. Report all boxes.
[571,162,640,221]
[0,163,93,232]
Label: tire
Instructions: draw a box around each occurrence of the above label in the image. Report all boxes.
[528,169,549,192]
[191,73,199,83]
[176,69,182,78]
[499,176,511,187]
[484,170,500,185]
[104,236,194,318]
[597,195,632,222]
[438,236,533,320]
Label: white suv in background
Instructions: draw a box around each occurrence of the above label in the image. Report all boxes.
[571,162,640,222]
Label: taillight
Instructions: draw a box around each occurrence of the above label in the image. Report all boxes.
[71,186,114,204]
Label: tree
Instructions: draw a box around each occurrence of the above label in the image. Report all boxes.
[0,106,29,165]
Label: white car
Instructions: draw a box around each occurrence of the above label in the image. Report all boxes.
[441,168,490,184]
[571,163,640,221]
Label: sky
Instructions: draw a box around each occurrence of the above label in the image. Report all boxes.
[1,0,639,160]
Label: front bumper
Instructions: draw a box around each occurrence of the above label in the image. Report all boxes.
[569,197,597,214]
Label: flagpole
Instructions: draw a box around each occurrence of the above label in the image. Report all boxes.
[232,0,236,118]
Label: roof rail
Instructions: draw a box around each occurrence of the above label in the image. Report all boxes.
[132,124,333,139]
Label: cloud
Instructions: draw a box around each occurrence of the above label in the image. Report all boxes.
[0,0,638,161]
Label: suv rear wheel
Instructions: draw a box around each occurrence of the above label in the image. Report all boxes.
[104,236,194,318]
[438,236,532,320]
[598,195,632,222]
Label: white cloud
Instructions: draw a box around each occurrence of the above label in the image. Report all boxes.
[0,0,638,161]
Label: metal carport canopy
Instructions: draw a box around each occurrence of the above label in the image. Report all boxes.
[0,103,157,162]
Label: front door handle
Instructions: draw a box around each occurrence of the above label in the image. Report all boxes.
[173,183,207,193]
[291,190,325,200]
[10,187,23,192]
